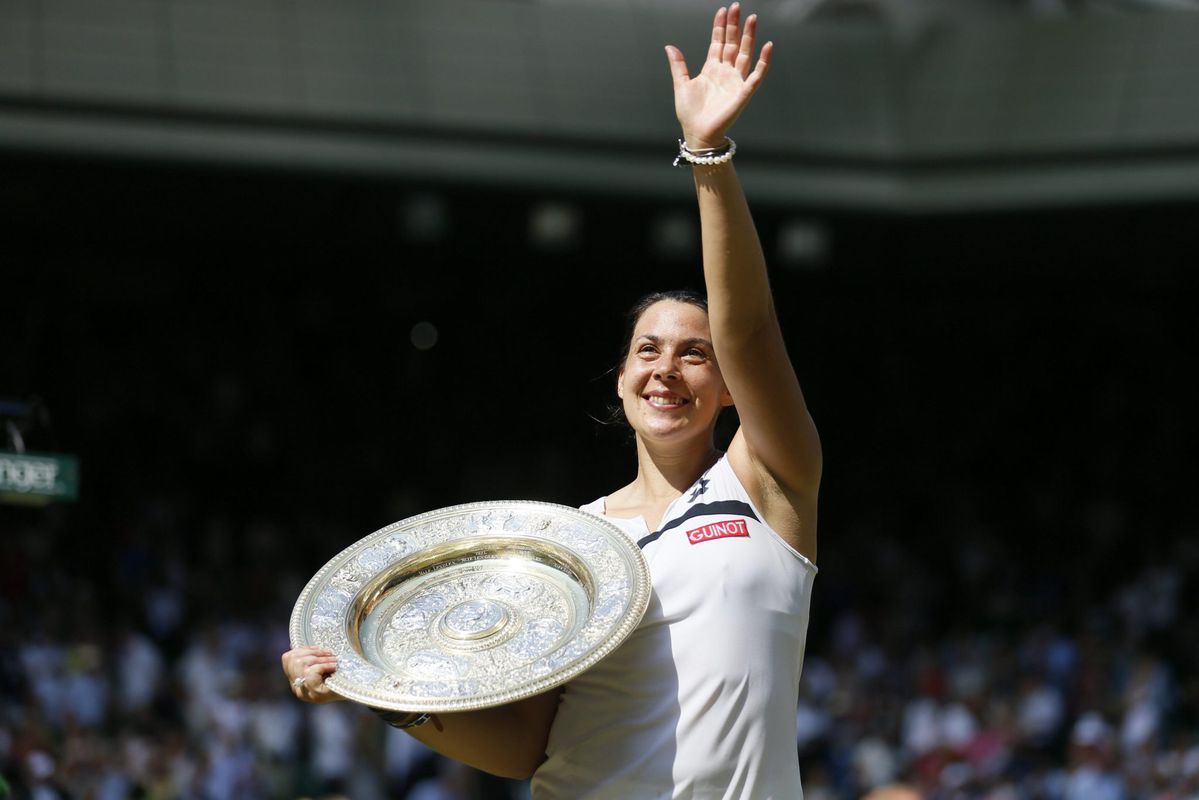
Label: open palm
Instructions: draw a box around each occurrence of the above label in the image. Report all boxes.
[666,4,773,151]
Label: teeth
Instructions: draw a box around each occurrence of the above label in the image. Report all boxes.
[647,396,685,406]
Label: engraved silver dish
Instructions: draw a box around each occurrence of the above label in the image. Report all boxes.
[290,501,651,713]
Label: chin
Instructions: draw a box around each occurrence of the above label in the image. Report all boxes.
[636,421,708,444]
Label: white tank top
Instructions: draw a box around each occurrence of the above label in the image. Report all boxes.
[531,455,817,799]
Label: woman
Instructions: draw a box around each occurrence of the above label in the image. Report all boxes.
[283,5,821,796]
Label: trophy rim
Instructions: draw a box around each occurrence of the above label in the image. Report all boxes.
[289,499,651,713]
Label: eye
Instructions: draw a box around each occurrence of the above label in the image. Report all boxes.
[636,343,658,356]
[683,347,707,360]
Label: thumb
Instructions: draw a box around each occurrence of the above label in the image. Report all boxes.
[665,45,690,88]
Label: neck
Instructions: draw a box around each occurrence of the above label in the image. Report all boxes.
[627,437,720,503]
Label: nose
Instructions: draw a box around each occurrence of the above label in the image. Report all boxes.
[652,354,681,382]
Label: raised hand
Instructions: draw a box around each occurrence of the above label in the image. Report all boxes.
[665,3,773,151]
[281,645,344,704]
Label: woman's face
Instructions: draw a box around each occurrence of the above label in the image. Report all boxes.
[618,300,733,446]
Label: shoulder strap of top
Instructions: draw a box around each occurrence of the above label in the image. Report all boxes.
[579,497,605,515]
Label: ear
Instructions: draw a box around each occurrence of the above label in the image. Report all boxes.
[719,385,734,408]
[616,367,625,399]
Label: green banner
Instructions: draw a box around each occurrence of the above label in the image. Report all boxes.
[0,450,79,505]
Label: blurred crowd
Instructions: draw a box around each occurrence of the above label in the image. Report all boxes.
[3,367,1197,800]
[0,505,526,800]
[3,192,1196,799]
[3,486,1196,800]
[797,560,1199,799]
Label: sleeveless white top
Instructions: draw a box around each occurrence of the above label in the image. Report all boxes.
[531,455,817,799]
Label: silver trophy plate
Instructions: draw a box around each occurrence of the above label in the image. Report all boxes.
[290,501,651,713]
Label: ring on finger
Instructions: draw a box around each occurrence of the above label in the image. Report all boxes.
[292,676,306,687]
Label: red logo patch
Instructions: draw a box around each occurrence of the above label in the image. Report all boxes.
[686,518,749,545]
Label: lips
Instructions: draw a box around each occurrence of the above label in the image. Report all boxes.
[644,392,688,409]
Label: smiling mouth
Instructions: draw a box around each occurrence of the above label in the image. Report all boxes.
[645,395,688,408]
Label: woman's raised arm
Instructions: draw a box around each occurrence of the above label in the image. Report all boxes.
[667,4,821,557]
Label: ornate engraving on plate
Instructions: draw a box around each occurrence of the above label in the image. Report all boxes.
[440,599,508,640]
[290,501,651,713]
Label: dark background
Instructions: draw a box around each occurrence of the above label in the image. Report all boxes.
[2,150,1197,798]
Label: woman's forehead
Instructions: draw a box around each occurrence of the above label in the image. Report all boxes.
[633,300,711,337]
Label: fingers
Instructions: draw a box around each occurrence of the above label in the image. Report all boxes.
[736,13,757,78]
[304,654,339,675]
[283,646,338,701]
[283,645,334,671]
[723,4,742,66]
[745,39,773,93]
[707,6,728,65]
[281,646,350,705]
[665,45,691,88]
[303,660,338,686]
[706,4,767,76]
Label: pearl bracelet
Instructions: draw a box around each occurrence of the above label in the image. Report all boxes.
[673,137,736,168]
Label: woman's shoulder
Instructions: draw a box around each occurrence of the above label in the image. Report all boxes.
[726,433,817,561]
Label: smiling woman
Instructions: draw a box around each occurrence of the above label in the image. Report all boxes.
[281,4,822,797]
[615,298,735,457]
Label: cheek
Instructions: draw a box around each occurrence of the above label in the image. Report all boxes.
[688,369,723,396]
[618,363,646,398]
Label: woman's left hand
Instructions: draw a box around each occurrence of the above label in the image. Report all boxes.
[281,645,344,704]
[666,3,773,151]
